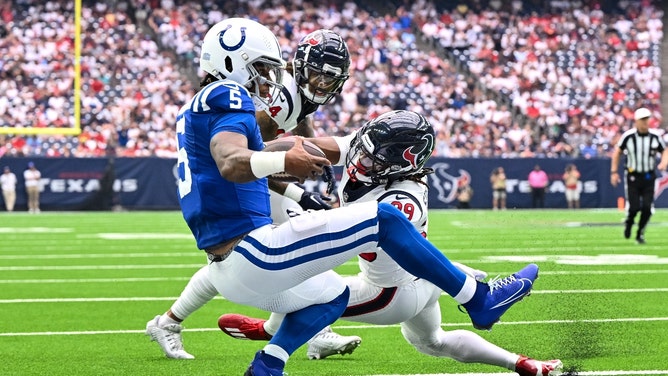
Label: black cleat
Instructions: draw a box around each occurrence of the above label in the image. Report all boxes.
[636,235,646,244]
[623,223,632,239]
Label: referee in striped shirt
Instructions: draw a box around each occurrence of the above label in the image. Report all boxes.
[611,107,668,244]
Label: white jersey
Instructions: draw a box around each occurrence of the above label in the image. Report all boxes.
[338,172,429,288]
[264,72,302,133]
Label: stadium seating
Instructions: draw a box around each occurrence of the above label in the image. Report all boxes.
[0,0,662,158]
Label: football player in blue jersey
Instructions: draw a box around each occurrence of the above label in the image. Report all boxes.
[219,110,563,376]
[152,18,538,376]
[145,29,354,360]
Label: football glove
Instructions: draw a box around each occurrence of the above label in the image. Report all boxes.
[299,191,333,211]
[322,165,336,194]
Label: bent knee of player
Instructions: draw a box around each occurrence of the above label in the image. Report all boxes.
[400,326,442,357]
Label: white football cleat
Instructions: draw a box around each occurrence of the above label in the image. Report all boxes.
[145,315,195,359]
[306,326,361,360]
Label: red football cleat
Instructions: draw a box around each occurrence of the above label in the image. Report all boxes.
[218,314,272,340]
[515,355,563,376]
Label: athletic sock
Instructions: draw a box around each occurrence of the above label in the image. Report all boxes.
[268,287,349,355]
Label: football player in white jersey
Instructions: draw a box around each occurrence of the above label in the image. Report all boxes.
[219,111,563,376]
[263,28,353,211]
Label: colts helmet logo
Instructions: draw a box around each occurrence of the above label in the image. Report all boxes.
[218,25,246,51]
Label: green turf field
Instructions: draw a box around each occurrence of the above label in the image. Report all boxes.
[1,209,667,376]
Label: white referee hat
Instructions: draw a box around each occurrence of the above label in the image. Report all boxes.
[634,107,651,120]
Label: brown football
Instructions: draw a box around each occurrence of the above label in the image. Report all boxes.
[263,136,326,181]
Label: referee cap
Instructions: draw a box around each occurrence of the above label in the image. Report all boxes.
[634,107,651,120]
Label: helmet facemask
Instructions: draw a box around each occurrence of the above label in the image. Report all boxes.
[296,61,348,105]
[346,135,393,185]
[245,59,284,110]
[293,29,350,105]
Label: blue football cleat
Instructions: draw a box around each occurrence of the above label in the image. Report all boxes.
[466,263,538,330]
[244,351,285,376]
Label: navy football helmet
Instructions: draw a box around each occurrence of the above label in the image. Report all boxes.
[293,29,350,105]
[346,110,435,185]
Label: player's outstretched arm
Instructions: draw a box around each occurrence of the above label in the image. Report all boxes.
[306,135,352,166]
[210,132,331,183]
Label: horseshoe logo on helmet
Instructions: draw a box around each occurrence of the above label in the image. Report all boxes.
[218,25,246,51]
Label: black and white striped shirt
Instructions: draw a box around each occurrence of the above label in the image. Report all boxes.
[616,129,666,173]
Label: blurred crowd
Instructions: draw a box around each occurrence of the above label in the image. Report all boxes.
[0,0,193,158]
[0,0,662,159]
[415,0,663,157]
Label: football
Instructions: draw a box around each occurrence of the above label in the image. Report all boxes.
[262,136,326,181]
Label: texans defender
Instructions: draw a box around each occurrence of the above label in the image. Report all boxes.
[152,18,538,376]
[219,110,563,376]
[263,28,353,213]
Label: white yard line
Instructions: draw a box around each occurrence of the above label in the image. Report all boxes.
[374,372,668,376]
[2,317,667,336]
[1,287,667,302]
[2,268,668,283]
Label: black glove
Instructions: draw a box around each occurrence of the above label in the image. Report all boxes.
[299,191,333,210]
[322,165,335,194]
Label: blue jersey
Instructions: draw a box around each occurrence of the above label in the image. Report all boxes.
[175,80,272,250]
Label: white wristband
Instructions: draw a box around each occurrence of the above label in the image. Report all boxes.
[283,183,305,202]
[250,151,286,178]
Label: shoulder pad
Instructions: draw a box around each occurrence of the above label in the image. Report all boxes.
[191,81,255,114]
[264,73,302,132]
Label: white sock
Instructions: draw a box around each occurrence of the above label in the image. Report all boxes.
[452,276,478,305]
[439,330,520,369]
[264,312,285,336]
[263,344,289,364]
[169,266,218,322]
[406,328,519,369]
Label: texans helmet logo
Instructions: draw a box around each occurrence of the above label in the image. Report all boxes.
[403,148,419,169]
[402,133,434,169]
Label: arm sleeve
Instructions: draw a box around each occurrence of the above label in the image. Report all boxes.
[332,133,356,166]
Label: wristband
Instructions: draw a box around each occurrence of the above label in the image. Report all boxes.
[611,171,618,174]
[283,183,305,202]
[250,151,286,178]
